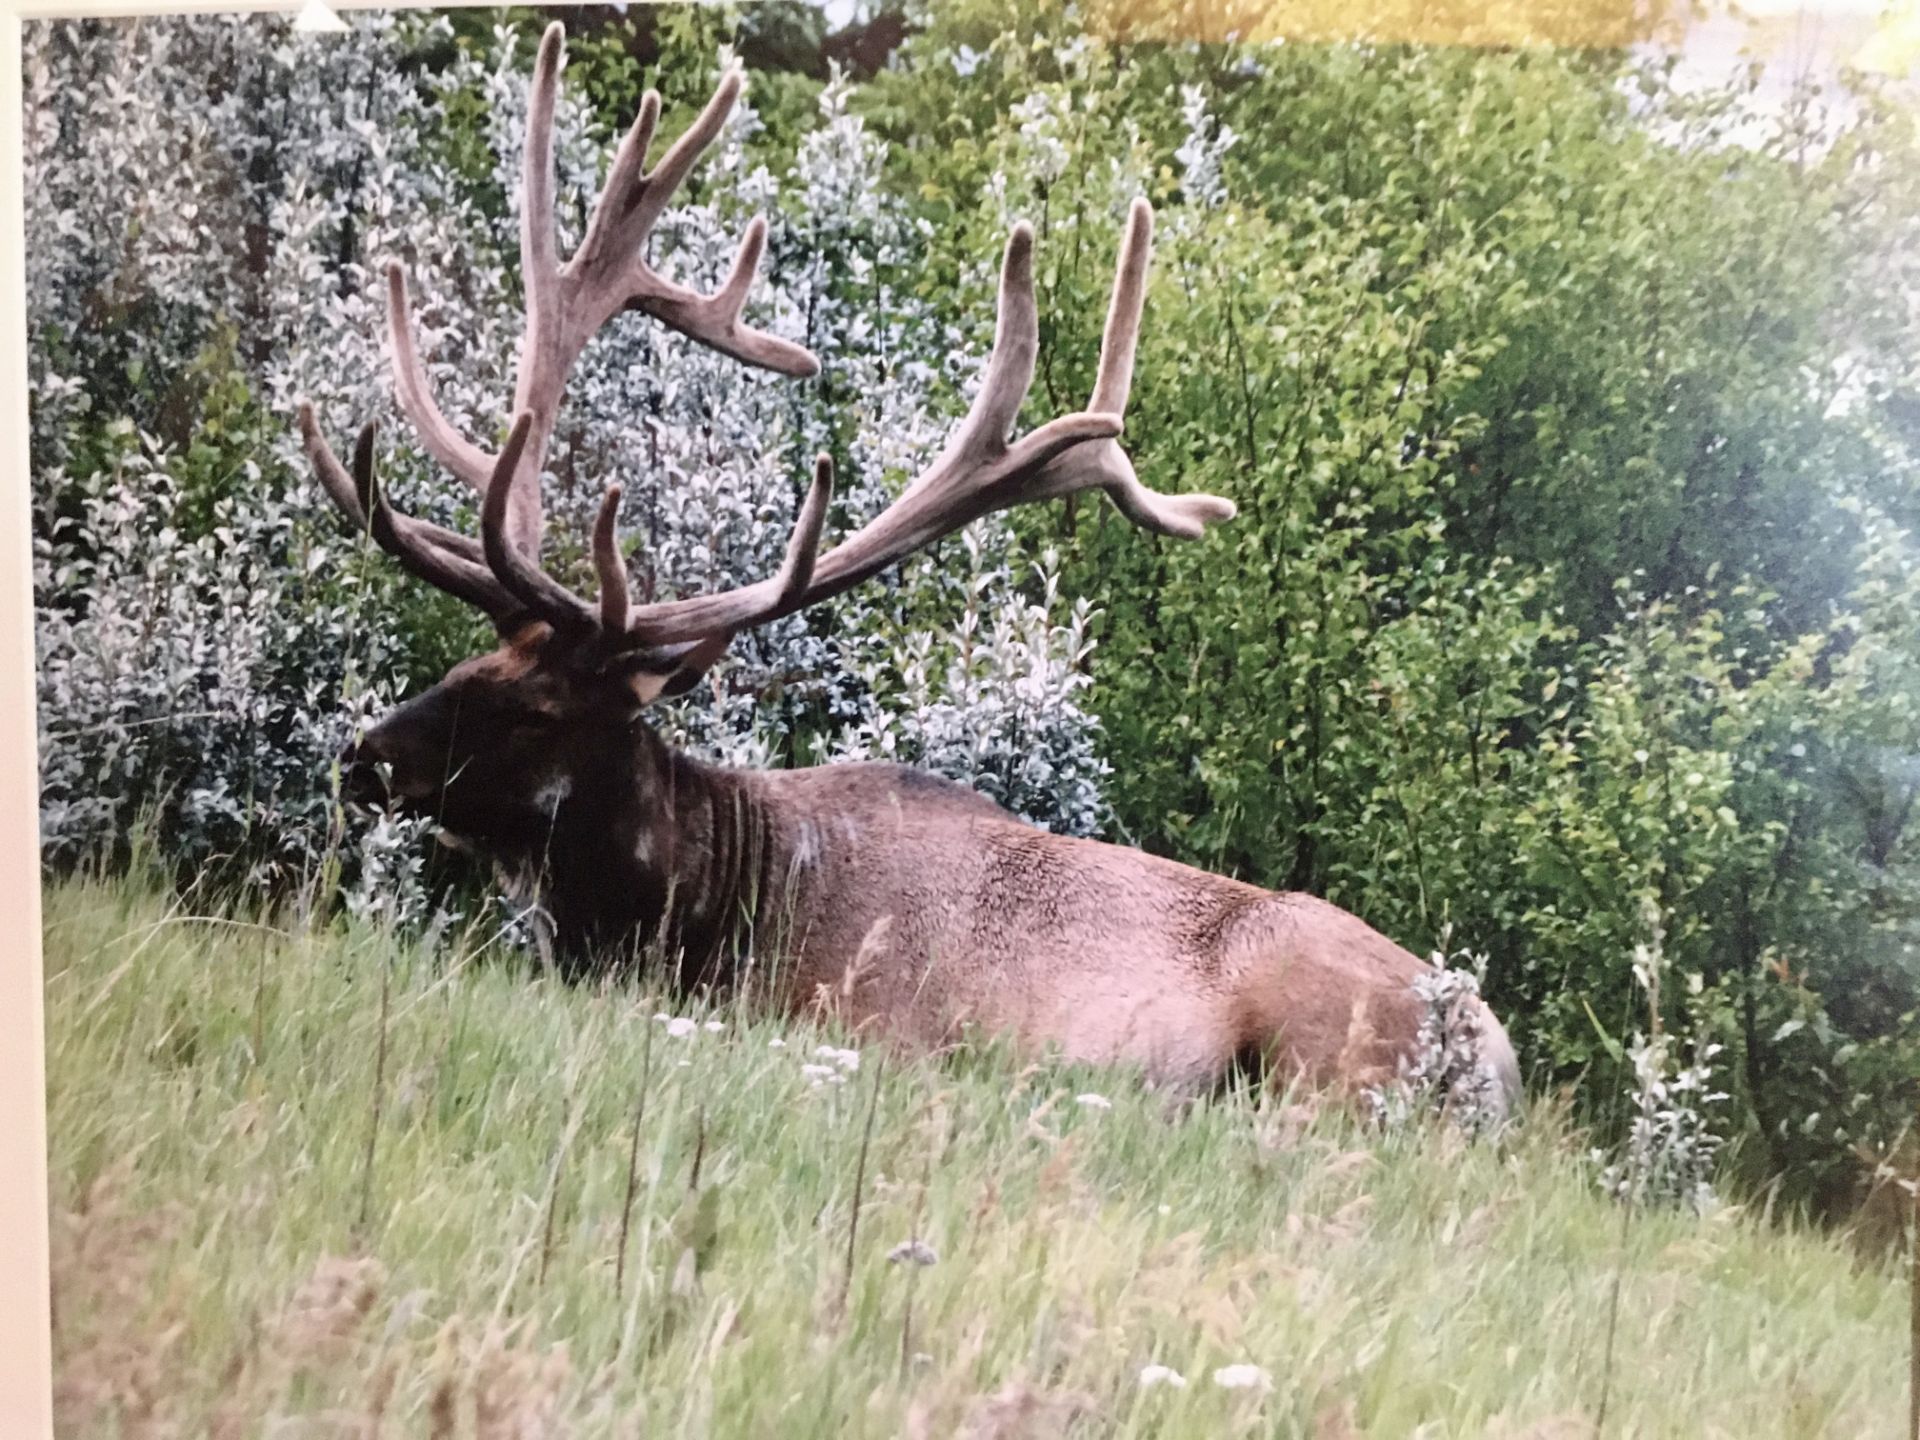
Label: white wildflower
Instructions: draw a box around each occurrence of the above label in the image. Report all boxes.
[1174,84,1237,209]
[1365,934,1507,1134]
[665,1017,698,1039]
[1139,1364,1187,1390]
[1074,1092,1113,1111]
[1212,1364,1271,1392]
[1594,903,1727,1213]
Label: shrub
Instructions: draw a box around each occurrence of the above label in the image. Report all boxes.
[26,11,1115,920]
[865,2,1920,1210]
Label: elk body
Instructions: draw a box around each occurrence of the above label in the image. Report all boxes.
[301,25,1520,1114]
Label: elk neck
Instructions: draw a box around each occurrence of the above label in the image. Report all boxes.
[508,719,797,988]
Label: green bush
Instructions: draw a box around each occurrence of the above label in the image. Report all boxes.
[863,1,1920,1212]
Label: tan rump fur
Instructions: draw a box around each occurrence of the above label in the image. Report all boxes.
[705,760,1519,1112]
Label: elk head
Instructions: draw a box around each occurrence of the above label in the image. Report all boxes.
[301,23,1235,868]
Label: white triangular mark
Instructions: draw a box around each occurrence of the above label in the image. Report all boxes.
[293,0,349,35]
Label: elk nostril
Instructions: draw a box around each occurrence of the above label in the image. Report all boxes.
[338,740,395,804]
[344,731,389,766]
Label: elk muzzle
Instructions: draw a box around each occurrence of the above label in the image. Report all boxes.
[337,733,397,807]
[337,693,451,808]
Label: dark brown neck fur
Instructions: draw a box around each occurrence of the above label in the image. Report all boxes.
[653,745,790,990]
[499,722,792,987]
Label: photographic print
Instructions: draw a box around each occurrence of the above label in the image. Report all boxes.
[23,1,1918,1433]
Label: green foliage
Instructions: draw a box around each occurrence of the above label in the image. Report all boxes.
[867,1,1920,1211]
[454,4,830,170]
[424,30,510,211]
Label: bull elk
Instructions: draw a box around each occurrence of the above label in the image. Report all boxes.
[298,24,1520,1115]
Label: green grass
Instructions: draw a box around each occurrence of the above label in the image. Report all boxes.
[42,874,1907,1437]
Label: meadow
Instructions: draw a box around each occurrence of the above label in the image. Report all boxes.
[42,875,1907,1438]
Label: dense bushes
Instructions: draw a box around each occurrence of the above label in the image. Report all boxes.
[859,0,1919,1211]
[27,10,1112,914]
[26,4,1919,1212]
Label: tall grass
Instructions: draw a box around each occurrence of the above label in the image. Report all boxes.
[42,875,1906,1437]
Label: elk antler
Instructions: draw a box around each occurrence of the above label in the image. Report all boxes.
[303,21,818,616]
[298,405,528,628]
[599,197,1237,652]
[301,23,1234,669]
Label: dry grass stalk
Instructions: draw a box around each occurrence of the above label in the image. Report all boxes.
[357,947,395,1238]
[538,1103,573,1290]
[614,1018,656,1298]
[813,914,893,1022]
[959,1381,1097,1440]
[834,1051,886,1322]
[1911,1124,1919,1440]
[49,1161,187,1439]
[1336,992,1390,1094]
[472,1324,573,1440]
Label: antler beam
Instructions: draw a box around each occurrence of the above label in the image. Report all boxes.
[596,197,1236,651]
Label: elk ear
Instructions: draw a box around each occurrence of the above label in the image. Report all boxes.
[616,632,733,707]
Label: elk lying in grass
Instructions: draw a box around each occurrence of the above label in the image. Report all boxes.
[299,24,1520,1116]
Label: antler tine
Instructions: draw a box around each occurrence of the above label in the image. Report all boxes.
[618,454,834,648]
[626,217,820,376]
[553,39,819,378]
[482,21,572,563]
[347,424,517,614]
[501,28,818,561]
[386,264,495,495]
[300,403,496,567]
[597,89,661,241]
[1031,198,1237,540]
[593,485,630,632]
[299,407,528,626]
[601,223,1106,650]
[949,223,1041,459]
[621,64,744,254]
[1091,196,1151,416]
[519,21,565,345]
[299,401,368,530]
[776,454,835,604]
[482,413,598,632]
